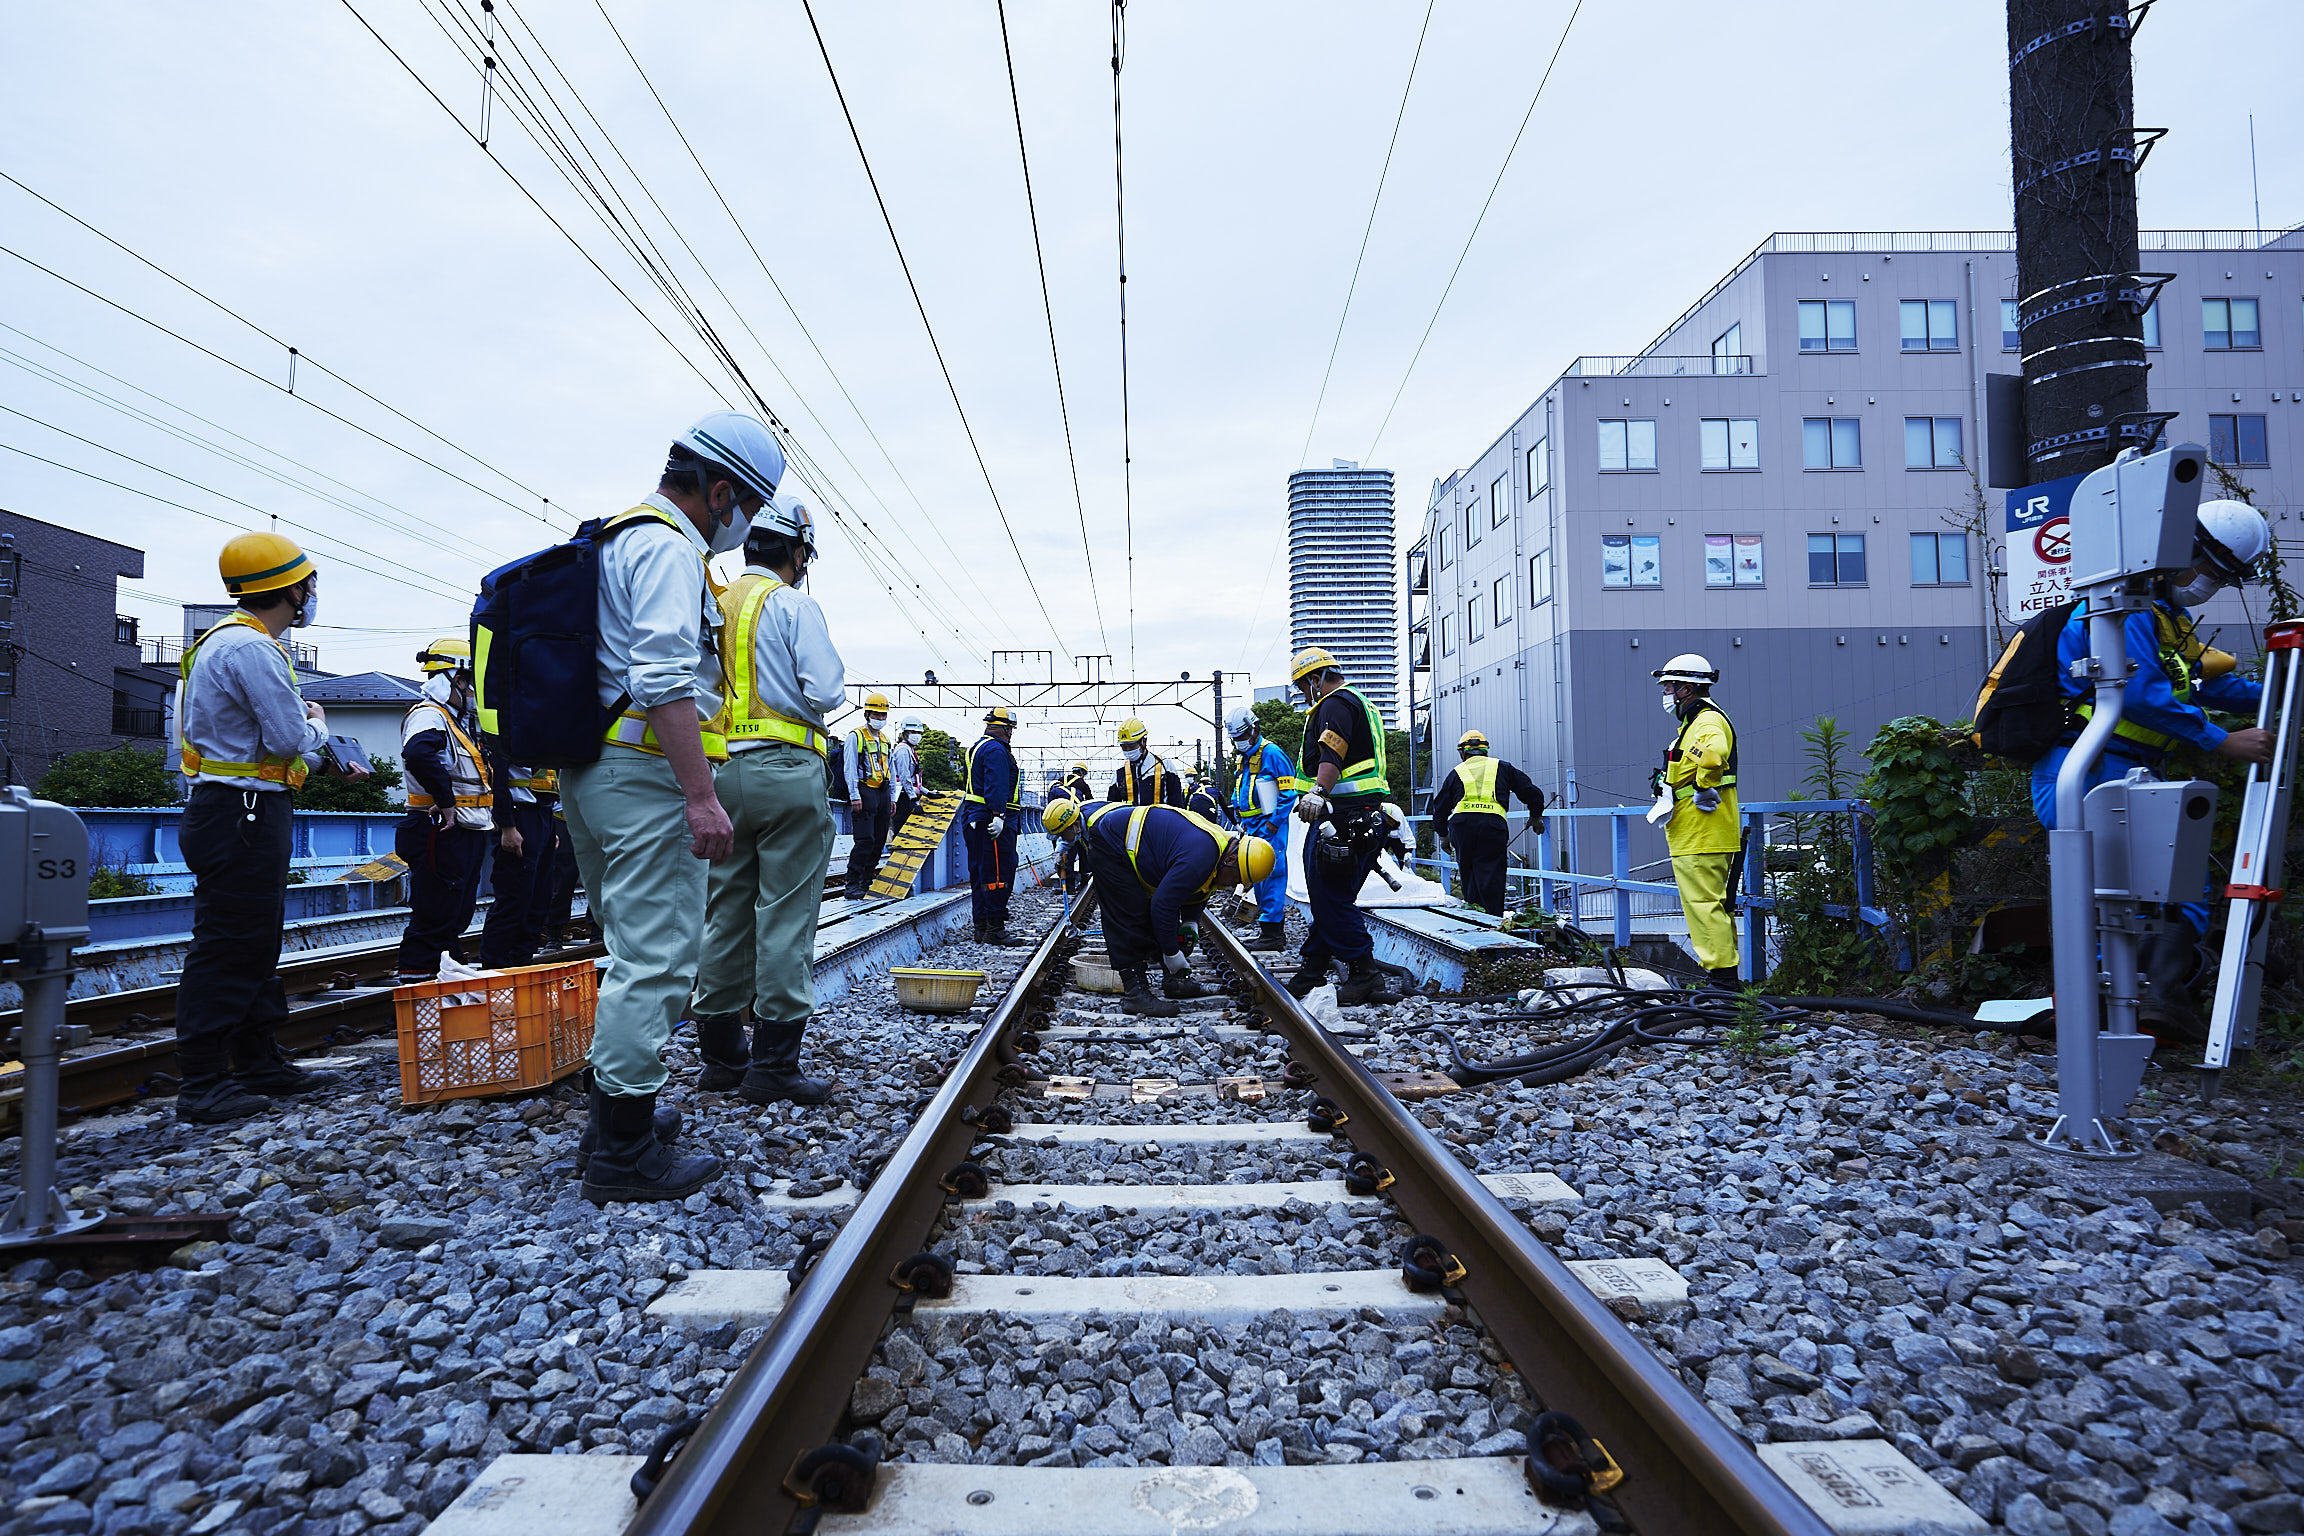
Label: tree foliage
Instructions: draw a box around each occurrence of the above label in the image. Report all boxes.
[919,728,964,792]
[35,746,179,807]
[294,754,404,812]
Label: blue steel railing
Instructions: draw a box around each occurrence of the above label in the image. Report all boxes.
[1404,801,1892,981]
[77,806,407,888]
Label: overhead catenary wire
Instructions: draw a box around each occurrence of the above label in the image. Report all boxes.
[1363,0,1583,462]
[1109,0,1135,676]
[997,0,1110,657]
[796,0,1074,663]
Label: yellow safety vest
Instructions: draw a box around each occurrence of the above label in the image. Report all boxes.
[176,612,310,789]
[511,768,559,794]
[1298,686,1388,798]
[1451,757,1505,818]
[1120,806,1233,894]
[963,736,1020,808]
[1117,753,1173,806]
[848,726,891,788]
[403,704,494,812]
[601,505,732,762]
[710,572,824,756]
[2074,603,2238,752]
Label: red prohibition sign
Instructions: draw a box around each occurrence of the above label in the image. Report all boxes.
[2034,516,2071,564]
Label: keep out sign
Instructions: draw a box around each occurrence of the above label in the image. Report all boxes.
[2004,470,2087,622]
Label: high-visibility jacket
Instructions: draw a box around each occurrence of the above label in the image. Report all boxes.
[1230,739,1298,826]
[176,612,311,789]
[602,504,731,762]
[1299,686,1388,799]
[964,735,1020,809]
[1115,805,1234,894]
[2067,600,2252,754]
[1661,702,1739,857]
[1448,757,1505,818]
[712,572,825,756]
[403,700,494,829]
[1112,753,1182,807]
[847,726,891,789]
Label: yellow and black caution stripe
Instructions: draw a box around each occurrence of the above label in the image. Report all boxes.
[869,792,964,899]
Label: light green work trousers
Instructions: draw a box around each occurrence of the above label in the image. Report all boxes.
[561,745,707,1097]
[695,744,837,1023]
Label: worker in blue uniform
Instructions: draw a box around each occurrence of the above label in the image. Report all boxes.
[1047,761,1093,894]
[964,706,1026,945]
[1225,706,1297,952]
[1108,718,1186,806]
[1431,729,1547,917]
[1185,776,1229,826]
[1043,798,1274,1017]
[2031,498,2274,1032]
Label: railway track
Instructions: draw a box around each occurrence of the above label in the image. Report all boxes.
[541,880,1841,1536]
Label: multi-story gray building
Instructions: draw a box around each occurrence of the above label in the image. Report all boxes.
[1411,228,2301,868]
[1289,460,1398,725]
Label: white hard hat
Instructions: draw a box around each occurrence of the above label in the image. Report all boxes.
[675,411,786,502]
[2194,499,2270,580]
[749,495,819,561]
[900,716,925,734]
[1651,653,1719,687]
[1225,705,1258,744]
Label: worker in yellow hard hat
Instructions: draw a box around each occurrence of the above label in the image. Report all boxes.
[395,638,493,981]
[1044,759,1095,893]
[1430,728,1547,917]
[1286,646,1399,1007]
[1108,717,1185,807]
[964,706,1025,944]
[173,532,366,1124]
[834,690,896,899]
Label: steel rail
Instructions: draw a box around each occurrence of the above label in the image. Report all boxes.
[623,884,1093,1536]
[1202,918,1834,1536]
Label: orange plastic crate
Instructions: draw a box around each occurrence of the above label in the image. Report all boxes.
[393,958,598,1105]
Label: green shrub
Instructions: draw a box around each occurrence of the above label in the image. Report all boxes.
[293,754,403,812]
[35,746,179,807]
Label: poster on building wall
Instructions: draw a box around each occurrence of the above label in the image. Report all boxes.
[1601,535,1630,587]
[2003,470,2086,622]
[1706,534,1765,586]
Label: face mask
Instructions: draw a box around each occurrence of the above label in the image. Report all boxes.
[707,486,757,556]
[1662,693,1680,716]
[904,731,920,744]
[293,582,319,629]
[866,716,886,733]
[2174,574,2221,606]
[1125,744,1146,764]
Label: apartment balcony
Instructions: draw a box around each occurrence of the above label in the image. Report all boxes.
[1566,354,1753,378]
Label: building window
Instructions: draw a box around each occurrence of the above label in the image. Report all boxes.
[2204,297,2260,350]
[1598,418,1657,472]
[1464,499,1482,549]
[1808,533,1868,586]
[1467,595,1483,642]
[1798,299,1856,352]
[1439,614,1454,656]
[1910,531,1969,585]
[2001,298,2021,351]
[1700,417,1759,470]
[1529,551,1551,606]
[1712,323,1743,373]
[1526,435,1549,499]
[1704,534,1764,587]
[1492,574,1512,626]
[1900,299,1958,351]
[114,615,138,645]
[1602,533,1662,588]
[2141,299,2160,349]
[1903,415,1964,468]
[1802,417,1862,469]
[1435,524,1450,569]
[2210,414,2270,466]
[1491,473,1510,528]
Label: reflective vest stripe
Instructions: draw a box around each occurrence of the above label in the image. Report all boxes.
[849,728,891,787]
[1667,703,1738,800]
[405,707,494,810]
[598,506,731,762]
[512,769,559,793]
[1297,687,1388,798]
[1231,743,1300,818]
[177,612,310,788]
[964,738,1019,807]
[1120,754,1171,805]
[1121,806,1232,892]
[713,573,820,756]
[1452,757,1505,817]
[2074,606,2199,752]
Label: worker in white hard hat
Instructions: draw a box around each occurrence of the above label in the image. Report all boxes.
[833,691,896,899]
[395,638,493,983]
[1225,705,1297,952]
[2031,496,2273,1033]
[890,716,929,836]
[1651,654,1742,989]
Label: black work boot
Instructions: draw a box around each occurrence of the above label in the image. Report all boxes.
[572,1101,682,1178]
[739,1022,834,1106]
[1284,960,1330,1000]
[1162,965,1208,1001]
[1247,921,1287,953]
[1121,971,1180,1018]
[2137,932,2207,1041]
[231,1059,345,1097]
[1707,968,1743,991]
[693,1012,750,1092]
[179,1037,274,1124]
[987,922,1029,948]
[1336,957,1399,1008]
[579,1086,718,1204]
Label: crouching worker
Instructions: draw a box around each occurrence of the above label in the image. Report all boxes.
[1043,798,1274,1018]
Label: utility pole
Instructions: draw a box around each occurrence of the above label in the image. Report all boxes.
[2008,0,2166,480]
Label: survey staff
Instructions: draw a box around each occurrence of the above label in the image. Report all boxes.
[395,639,492,980]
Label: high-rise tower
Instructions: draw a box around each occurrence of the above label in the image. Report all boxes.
[1286,460,1397,726]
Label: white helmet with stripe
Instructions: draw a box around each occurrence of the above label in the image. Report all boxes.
[675,411,785,502]
[1650,653,1719,687]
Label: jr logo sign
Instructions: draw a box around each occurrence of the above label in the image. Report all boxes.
[2005,471,2087,623]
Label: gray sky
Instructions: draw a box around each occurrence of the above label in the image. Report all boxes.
[3,0,2297,727]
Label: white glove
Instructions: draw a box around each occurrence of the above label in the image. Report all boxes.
[1162,951,1190,976]
[1692,788,1721,813]
[985,816,1004,838]
[1295,791,1327,824]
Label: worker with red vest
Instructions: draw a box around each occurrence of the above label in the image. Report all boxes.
[172,533,366,1124]
[397,638,493,981]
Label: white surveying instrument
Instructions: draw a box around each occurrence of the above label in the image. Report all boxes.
[2039,443,2221,1159]
[0,786,99,1247]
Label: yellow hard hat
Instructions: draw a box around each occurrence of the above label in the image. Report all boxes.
[1117,717,1149,746]
[219,531,315,597]
[1458,729,1489,754]
[1290,646,1341,684]
[864,692,891,713]
[1230,834,1277,886]
[1070,760,1089,776]
[984,706,1018,728]
[417,637,473,674]
[1041,798,1082,837]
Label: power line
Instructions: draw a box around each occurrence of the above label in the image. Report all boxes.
[1109,0,1136,676]
[0,170,566,529]
[1364,0,1583,461]
[997,0,1109,657]
[797,0,1073,662]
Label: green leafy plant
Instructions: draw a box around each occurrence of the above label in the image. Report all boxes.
[35,745,179,807]
[87,863,160,899]
[1763,717,1891,995]
[293,754,403,812]
[1723,986,1796,1060]
[919,728,963,792]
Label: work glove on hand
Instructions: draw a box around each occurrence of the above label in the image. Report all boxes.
[1438,837,1452,855]
[1692,788,1721,813]
[1161,951,1191,977]
[1295,791,1327,824]
[985,816,1004,838]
